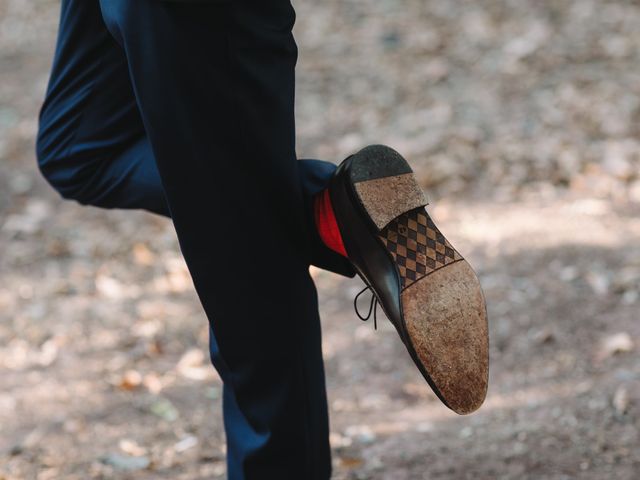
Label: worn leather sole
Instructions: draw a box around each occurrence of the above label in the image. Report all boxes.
[344,145,489,415]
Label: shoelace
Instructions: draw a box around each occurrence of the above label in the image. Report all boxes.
[354,285,378,330]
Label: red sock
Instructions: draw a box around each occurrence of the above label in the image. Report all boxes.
[313,188,348,258]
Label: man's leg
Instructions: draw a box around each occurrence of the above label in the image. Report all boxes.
[94,1,330,478]
[38,0,335,476]
[36,0,352,278]
[36,0,169,216]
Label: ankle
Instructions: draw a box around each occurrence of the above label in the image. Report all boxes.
[313,188,348,258]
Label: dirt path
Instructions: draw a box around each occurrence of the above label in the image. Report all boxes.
[2,193,639,479]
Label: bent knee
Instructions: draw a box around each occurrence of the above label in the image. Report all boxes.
[36,161,85,203]
[36,137,91,203]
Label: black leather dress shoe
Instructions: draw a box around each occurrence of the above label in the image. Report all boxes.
[329,145,489,414]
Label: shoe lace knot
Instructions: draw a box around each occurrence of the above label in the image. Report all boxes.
[354,285,378,330]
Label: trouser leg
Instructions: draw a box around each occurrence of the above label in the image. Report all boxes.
[37,0,353,276]
[95,1,331,478]
[36,0,169,216]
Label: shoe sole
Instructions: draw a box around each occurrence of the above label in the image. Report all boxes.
[349,145,489,415]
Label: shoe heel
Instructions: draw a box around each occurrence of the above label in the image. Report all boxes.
[348,145,428,231]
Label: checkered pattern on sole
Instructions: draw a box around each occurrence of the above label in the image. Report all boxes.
[379,207,462,289]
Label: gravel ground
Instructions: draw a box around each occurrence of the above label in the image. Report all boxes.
[1,0,639,479]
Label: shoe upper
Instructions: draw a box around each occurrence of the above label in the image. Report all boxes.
[328,157,408,343]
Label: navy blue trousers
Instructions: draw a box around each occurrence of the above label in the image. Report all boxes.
[36,1,354,478]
